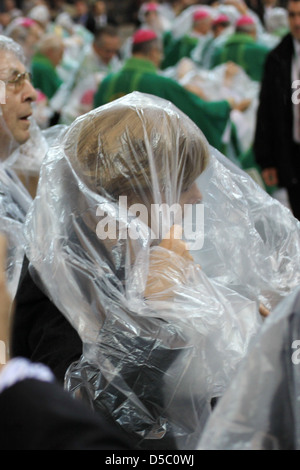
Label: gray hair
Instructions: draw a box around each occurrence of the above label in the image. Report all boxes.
[0,35,25,63]
[235,23,256,35]
[36,33,64,54]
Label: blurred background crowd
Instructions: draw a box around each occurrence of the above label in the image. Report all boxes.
[0,0,292,206]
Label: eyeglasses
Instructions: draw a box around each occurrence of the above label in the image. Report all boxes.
[4,71,32,92]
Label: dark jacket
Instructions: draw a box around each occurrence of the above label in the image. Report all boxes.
[254,33,300,188]
[0,378,132,450]
[10,256,210,450]
[11,257,82,384]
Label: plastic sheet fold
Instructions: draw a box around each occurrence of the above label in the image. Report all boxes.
[197,285,300,450]
[0,164,31,297]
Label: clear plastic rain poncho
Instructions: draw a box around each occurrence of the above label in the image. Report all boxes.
[7,118,66,176]
[0,37,33,298]
[1,116,65,297]
[0,33,65,297]
[0,161,31,298]
[197,285,300,450]
[23,92,300,450]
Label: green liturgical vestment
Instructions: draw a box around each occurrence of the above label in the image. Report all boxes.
[94,57,231,151]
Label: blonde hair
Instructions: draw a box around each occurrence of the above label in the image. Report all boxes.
[64,95,210,203]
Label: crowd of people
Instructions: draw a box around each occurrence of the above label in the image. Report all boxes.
[1,0,300,451]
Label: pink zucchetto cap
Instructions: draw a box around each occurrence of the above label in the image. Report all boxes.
[144,2,159,12]
[212,14,230,26]
[132,29,158,44]
[236,15,255,27]
[15,17,37,28]
[193,9,210,21]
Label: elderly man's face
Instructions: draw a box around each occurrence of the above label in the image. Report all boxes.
[0,50,37,146]
[288,0,300,41]
[94,34,120,64]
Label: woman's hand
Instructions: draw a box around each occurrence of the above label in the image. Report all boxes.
[0,235,13,371]
[144,225,194,301]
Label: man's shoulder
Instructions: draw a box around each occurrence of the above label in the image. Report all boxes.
[267,33,294,59]
[32,54,53,68]
[246,41,270,56]
[155,73,181,88]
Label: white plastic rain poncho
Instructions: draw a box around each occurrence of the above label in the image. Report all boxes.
[197,285,300,450]
[23,92,300,449]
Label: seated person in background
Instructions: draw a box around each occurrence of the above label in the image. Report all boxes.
[210,14,270,82]
[191,13,232,69]
[27,4,52,35]
[92,1,110,30]
[60,25,122,123]
[0,35,37,297]
[161,7,213,69]
[5,16,44,67]
[137,2,171,36]
[31,33,64,101]
[72,0,97,34]
[94,28,245,152]
[76,25,122,83]
[212,13,232,39]
[13,92,296,450]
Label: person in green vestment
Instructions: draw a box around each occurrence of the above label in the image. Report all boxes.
[210,15,270,82]
[191,13,232,69]
[94,29,240,152]
[161,8,213,70]
[31,33,64,100]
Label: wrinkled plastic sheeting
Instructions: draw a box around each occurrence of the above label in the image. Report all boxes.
[198,286,300,450]
[22,92,300,449]
[169,4,263,40]
[8,119,66,175]
[0,165,31,298]
[177,60,259,102]
[265,7,289,35]
[166,60,259,153]
[60,73,104,125]
[195,147,300,312]
[169,5,218,39]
